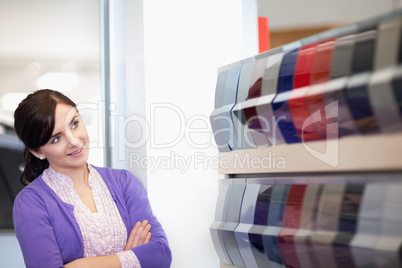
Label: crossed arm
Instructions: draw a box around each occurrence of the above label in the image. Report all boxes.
[65,220,152,268]
[13,169,171,268]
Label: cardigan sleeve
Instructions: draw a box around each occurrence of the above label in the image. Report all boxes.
[13,189,65,268]
[119,170,172,268]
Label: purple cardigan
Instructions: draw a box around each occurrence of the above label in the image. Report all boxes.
[13,166,171,268]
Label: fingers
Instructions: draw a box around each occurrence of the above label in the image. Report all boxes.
[125,220,152,250]
[125,221,141,251]
[144,232,152,244]
[133,220,151,246]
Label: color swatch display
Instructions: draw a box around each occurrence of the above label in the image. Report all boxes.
[210,9,402,151]
[210,8,402,268]
[210,174,402,268]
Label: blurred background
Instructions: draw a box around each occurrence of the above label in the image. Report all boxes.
[0,0,400,267]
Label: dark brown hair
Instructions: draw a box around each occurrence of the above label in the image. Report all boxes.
[14,89,76,185]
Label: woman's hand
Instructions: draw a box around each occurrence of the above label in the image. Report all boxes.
[125,220,152,250]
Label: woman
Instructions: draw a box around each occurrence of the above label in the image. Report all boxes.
[13,89,171,268]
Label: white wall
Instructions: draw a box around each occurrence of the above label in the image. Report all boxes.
[137,0,257,267]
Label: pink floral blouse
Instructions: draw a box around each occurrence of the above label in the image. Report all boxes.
[42,165,141,268]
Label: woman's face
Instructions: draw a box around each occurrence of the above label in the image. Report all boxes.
[33,103,90,174]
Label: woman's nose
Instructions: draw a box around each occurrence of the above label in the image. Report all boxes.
[66,131,82,148]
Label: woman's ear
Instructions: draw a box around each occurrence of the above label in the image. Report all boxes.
[28,149,45,160]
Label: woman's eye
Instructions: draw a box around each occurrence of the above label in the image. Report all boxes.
[72,121,79,129]
[52,136,60,144]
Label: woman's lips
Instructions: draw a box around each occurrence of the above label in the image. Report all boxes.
[67,146,83,157]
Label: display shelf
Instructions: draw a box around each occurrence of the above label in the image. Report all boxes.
[210,9,402,268]
[218,132,402,175]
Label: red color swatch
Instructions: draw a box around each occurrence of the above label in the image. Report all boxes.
[258,17,270,53]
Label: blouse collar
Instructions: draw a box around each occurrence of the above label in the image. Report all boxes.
[43,164,95,188]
